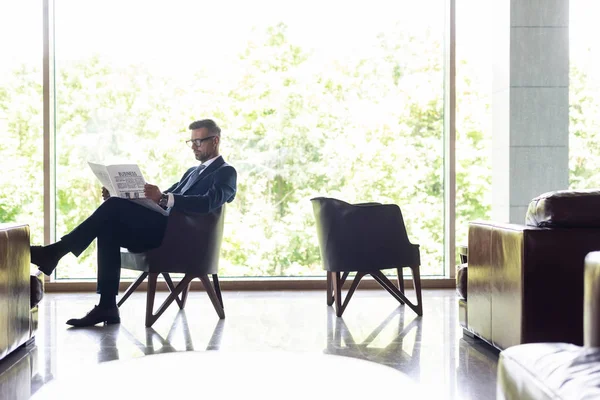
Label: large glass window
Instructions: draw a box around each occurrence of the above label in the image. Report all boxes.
[54,0,445,279]
[0,3,44,243]
[570,0,600,189]
[455,0,492,257]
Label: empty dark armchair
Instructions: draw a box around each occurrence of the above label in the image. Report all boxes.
[118,207,226,327]
[311,197,423,317]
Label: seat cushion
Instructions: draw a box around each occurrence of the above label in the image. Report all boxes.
[526,189,600,228]
[120,249,150,272]
[497,343,600,400]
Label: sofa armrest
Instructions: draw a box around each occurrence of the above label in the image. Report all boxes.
[585,252,600,347]
[468,221,526,347]
[469,220,600,349]
[0,223,31,361]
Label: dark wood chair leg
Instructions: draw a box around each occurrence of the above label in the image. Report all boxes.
[371,270,423,316]
[118,271,148,307]
[332,272,343,317]
[199,275,225,319]
[326,272,334,306]
[331,272,365,317]
[180,282,191,309]
[411,265,423,316]
[212,274,223,309]
[145,273,158,327]
[396,267,405,305]
[340,272,364,316]
[162,273,185,309]
[146,274,194,327]
[397,267,405,292]
[340,272,350,287]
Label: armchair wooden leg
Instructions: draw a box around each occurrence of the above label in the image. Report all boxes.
[340,272,350,287]
[146,274,194,327]
[118,271,148,307]
[162,273,186,310]
[371,270,423,316]
[212,274,224,309]
[145,273,159,327]
[200,275,225,319]
[332,272,343,317]
[332,272,365,317]
[396,267,405,305]
[180,282,191,309]
[326,272,334,306]
[411,265,423,316]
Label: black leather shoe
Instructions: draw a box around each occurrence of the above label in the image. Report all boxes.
[66,306,120,327]
[30,245,60,276]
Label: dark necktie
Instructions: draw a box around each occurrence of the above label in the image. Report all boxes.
[179,164,207,194]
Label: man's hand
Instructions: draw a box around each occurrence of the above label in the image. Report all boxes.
[144,183,162,204]
[101,187,110,201]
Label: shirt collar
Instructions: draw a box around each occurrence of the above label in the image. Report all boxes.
[201,155,220,169]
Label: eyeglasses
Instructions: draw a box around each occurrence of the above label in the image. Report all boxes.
[186,136,217,148]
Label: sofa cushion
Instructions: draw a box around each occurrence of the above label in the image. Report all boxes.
[498,343,600,400]
[526,189,600,228]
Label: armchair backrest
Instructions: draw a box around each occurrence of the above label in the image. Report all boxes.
[145,206,226,274]
[311,197,419,272]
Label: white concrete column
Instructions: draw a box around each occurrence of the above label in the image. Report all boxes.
[493,0,569,223]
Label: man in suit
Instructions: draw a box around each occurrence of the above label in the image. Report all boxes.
[30,119,237,327]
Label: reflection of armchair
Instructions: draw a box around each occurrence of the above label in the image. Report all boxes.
[119,311,225,355]
[325,307,422,377]
[118,207,226,327]
[311,197,423,317]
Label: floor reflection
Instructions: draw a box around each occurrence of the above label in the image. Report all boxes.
[325,306,422,379]
[118,311,225,355]
[0,289,499,399]
[0,345,46,400]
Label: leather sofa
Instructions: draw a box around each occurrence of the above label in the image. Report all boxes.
[496,251,600,400]
[0,223,43,362]
[459,190,600,350]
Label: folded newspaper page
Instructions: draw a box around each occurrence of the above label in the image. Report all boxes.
[88,162,168,216]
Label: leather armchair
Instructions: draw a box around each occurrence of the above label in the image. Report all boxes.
[311,197,423,317]
[119,207,226,327]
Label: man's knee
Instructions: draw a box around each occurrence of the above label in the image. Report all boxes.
[103,197,127,206]
[99,197,127,213]
[95,197,130,225]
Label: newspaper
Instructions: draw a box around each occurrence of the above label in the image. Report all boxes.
[88,162,168,215]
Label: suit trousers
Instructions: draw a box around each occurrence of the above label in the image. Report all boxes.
[61,197,168,296]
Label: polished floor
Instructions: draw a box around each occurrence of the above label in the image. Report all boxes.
[0,289,499,399]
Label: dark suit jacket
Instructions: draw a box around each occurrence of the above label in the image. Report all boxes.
[164,156,237,214]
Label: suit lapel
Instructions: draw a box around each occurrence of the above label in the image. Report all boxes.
[181,156,225,195]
